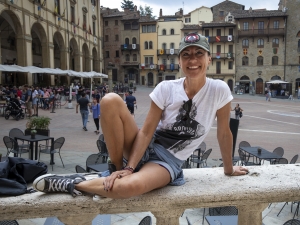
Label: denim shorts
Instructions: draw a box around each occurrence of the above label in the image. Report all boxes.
[122,138,186,186]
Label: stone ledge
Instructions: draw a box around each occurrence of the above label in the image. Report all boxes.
[1,164,300,224]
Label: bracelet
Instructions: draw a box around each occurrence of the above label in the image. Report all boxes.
[225,169,235,176]
[123,166,135,173]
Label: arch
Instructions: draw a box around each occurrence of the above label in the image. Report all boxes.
[92,47,99,72]
[297,31,300,37]
[227,79,233,91]
[69,38,80,71]
[149,41,153,49]
[257,56,263,66]
[170,29,174,35]
[162,29,166,35]
[132,37,137,44]
[242,56,248,66]
[125,38,129,45]
[144,41,148,49]
[255,78,264,94]
[82,43,90,72]
[53,31,66,69]
[240,75,250,80]
[271,75,281,80]
[147,72,154,86]
[295,78,300,94]
[256,78,263,82]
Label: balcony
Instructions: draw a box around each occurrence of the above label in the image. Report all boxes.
[238,28,285,37]
[157,49,179,56]
[211,53,235,60]
[120,60,139,66]
[209,36,235,43]
[140,64,157,70]
[121,44,140,51]
[1,165,300,225]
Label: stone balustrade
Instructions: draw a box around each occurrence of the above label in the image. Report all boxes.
[1,164,300,225]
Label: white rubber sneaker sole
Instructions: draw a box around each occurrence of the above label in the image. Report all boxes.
[33,174,55,192]
[93,195,112,203]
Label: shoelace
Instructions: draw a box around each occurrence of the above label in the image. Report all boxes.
[48,178,72,192]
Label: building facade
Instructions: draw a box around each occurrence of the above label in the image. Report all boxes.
[183,6,213,24]
[0,0,102,87]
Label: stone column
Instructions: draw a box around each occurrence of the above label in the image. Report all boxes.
[152,209,183,225]
[49,43,55,85]
[238,203,268,225]
[58,213,98,225]
[22,36,33,85]
[107,67,113,92]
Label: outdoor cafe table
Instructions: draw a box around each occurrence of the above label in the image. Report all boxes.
[87,163,108,172]
[14,135,55,165]
[239,146,282,164]
[206,215,238,225]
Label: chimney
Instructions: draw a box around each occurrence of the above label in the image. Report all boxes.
[180,8,183,16]
[159,9,162,17]
[147,13,151,19]
[124,7,129,14]
[249,7,252,13]
[134,5,137,12]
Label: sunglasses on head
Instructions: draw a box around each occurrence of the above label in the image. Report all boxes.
[184,34,200,43]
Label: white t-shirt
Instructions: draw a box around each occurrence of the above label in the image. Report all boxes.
[32,90,38,99]
[150,77,233,160]
[75,85,79,94]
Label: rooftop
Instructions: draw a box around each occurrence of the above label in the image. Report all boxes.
[232,9,287,18]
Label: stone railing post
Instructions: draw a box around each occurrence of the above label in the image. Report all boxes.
[152,209,183,225]
[58,213,98,225]
[238,203,268,225]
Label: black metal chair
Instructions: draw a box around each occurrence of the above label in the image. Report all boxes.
[290,154,299,164]
[38,137,65,170]
[238,141,255,163]
[238,149,259,166]
[138,216,152,225]
[75,165,87,173]
[3,136,29,158]
[273,158,288,164]
[98,133,104,141]
[0,221,19,225]
[86,153,104,172]
[283,219,300,225]
[269,147,284,164]
[209,206,238,216]
[190,148,212,168]
[9,128,29,150]
[96,139,109,163]
[190,142,206,167]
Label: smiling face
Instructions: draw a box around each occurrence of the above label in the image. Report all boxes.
[179,46,211,80]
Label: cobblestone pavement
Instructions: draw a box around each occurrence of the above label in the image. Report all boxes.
[0,85,300,225]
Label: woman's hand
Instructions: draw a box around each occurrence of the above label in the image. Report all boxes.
[230,166,249,176]
[103,169,133,191]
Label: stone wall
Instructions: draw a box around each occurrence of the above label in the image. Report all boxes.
[211,0,244,23]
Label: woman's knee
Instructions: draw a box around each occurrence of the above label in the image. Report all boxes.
[114,176,146,198]
[100,93,122,110]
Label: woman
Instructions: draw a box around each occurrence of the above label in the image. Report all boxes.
[232,103,243,120]
[33,33,249,198]
[43,89,50,109]
[90,98,101,134]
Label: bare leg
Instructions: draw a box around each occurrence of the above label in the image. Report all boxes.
[100,93,139,170]
[76,163,171,199]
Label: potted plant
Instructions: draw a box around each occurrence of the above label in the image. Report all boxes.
[31,129,37,139]
[25,116,51,136]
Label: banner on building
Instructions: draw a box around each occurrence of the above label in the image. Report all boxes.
[227,52,232,58]
[150,64,155,69]
[216,52,221,59]
[228,35,232,41]
[206,36,210,43]
[170,63,174,71]
[160,64,165,71]
[124,44,127,49]
[216,36,221,42]
[243,49,247,55]
[141,64,145,69]
[132,44,136,49]
[170,49,174,55]
[160,49,164,55]
[273,48,278,54]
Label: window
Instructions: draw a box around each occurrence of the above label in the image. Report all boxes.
[132,37,136,44]
[125,54,130,61]
[170,29,175,35]
[257,39,264,48]
[257,56,263,66]
[228,61,233,69]
[125,38,129,45]
[170,43,174,49]
[216,61,221,74]
[83,14,87,30]
[142,25,156,33]
[162,43,166,50]
[162,29,166,35]
[242,39,249,48]
[70,6,75,23]
[105,21,108,26]
[273,21,279,29]
[93,21,96,35]
[163,58,167,65]
[124,22,131,30]
[149,41,153,49]
[132,21,139,29]
[228,45,233,53]
[144,41,148,49]
[217,45,221,53]
[105,35,109,42]
[145,56,153,65]
[229,28,233,35]
[133,54,137,61]
[115,20,118,25]
[258,21,264,34]
[185,18,191,23]
[54,0,60,14]
[243,22,249,31]
[272,38,279,47]
[116,50,119,57]
[91,0,96,6]
[242,56,249,66]
[205,30,209,36]
[217,29,221,36]
[219,11,224,17]
[105,51,109,58]
[115,35,119,41]
[272,56,278,65]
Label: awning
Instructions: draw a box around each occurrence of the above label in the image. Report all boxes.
[0,64,108,78]
[266,80,289,84]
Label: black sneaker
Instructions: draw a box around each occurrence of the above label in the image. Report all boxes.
[33,174,86,197]
[83,127,88,131]
[108,162,116,174]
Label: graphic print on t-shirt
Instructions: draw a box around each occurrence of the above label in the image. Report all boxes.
[155,99,205,153]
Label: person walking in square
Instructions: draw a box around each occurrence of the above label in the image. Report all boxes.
[125,90,136,116]
[90,98,101,134]
[232,103,243,120]
[76,92,91,131]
